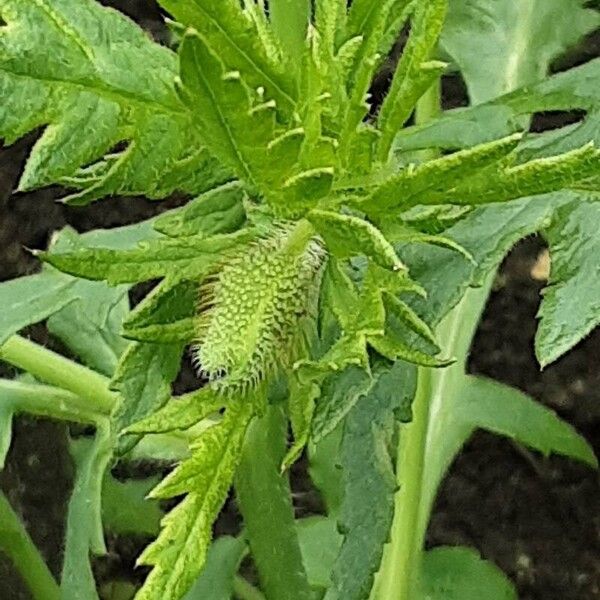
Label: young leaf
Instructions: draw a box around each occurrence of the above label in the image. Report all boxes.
[136,398,254,600]
[159,0,297,112]
[308,210,406,271]
[420,546,516,600]
[376,0,448,160]
[124,386,226,435]
[536,198,600,367]
[153,182,245,239]
[311,365,373,443]
[269,0,311,61]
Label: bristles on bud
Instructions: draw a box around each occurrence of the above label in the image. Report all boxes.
[194,223,325,392]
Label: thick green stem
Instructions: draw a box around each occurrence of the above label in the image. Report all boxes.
[235,406,311,600]
[0,335,117,414]
[0,491,60,600]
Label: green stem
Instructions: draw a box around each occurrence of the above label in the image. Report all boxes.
[0,491,60,600]
[0,335,117,414]
[375,367,433,600]
[233,575,267,600]
[414,77,442,161]
[235,406,312,600]
[0,379,110,424]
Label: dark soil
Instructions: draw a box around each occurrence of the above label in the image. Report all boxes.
[0,4,599,599]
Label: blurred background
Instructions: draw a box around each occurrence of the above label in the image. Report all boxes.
[0,2,599,598]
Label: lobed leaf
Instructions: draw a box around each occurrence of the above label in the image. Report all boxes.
[0,0,228,204]
[136,398,254,600]
[536,198,600,367]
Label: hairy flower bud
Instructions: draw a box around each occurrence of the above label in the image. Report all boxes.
[194,222,325,391]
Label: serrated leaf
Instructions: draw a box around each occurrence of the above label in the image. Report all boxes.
[395,58,600,154]
[269,0,311,61]
[41,230,253,285]
[154,182,245,239]
[111,341,184,455]
[325,361,416,600]
[536,198,600,366]
[124,386,226,435]
[136,398,253,600]
[123,278,199,343]
[0,0,228,204]
[419,546,517,599]
[339,0,413,160]
[366,134,522,214]
[440,0,600,104]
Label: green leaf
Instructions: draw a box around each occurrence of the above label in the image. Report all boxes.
[326,361,416,600]
[102,474,162,537]
[269,0,311,61]
[297,516,343,590]
[376,0,447,160]
[41,230,253,285]
[536,198,600,367]
[395,58,600,154]
[419,546,517,600]
[159,0,297,112]
[123,278,199,344]
[154,182,245,239]
[457,375,597,468]
[136,398,253,600]
[366,134,522,214]
[111,341,184,455]
[46,228,130,376]
[339,0,413,160]
[308,425,344,515]
[124,386,226,435]
[61,427,112,600]
[183,536,246,600]
[440,0,600,104]
[0,272,78,346]
[0,0,227,203]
